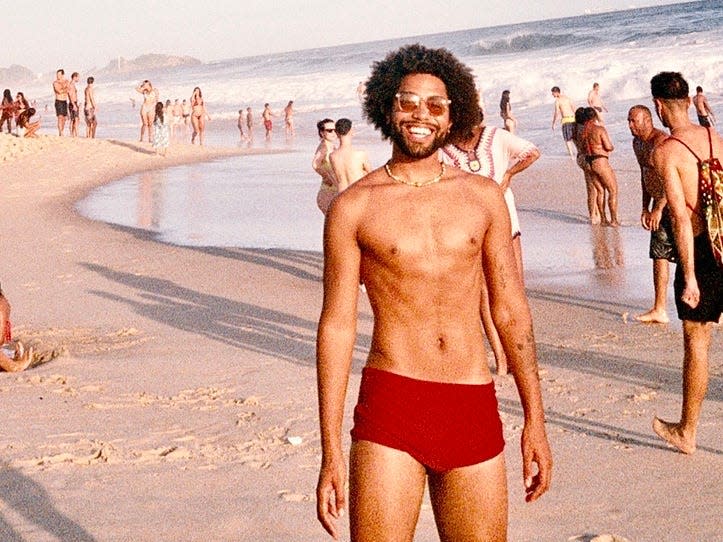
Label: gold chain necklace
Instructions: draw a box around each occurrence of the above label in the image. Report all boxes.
[384,161,446,187]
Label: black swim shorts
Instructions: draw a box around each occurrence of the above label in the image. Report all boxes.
[649,210,677,262]
[55,99,68,117]
[69,102,79,121]
[674,235,723,322]
[562,121,575,142]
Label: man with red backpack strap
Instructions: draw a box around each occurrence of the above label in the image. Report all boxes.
[650,71,723,454]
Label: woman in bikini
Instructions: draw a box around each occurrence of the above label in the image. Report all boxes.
[500,89,517,134]
[581,106,619,225]
[1,89,15,134]
[136,80,158,143]
[573,107,604,224]
[190,87,210,145]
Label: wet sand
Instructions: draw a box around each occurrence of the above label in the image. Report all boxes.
[0,133,720,541]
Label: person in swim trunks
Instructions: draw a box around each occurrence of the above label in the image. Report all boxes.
[650,71,723,454]
[84,76,97,138]
[587,82,608,124]
[628,105,674,323]
[52,69,69,136]
[316,44,552,542]
[692,85,716,128]
[262,103,275,140]
[551,86,576,156]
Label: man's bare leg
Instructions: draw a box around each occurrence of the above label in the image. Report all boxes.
[349,440,427,542]
[636,258,670,323]
[653,320,711,453]
[428,453,508,542]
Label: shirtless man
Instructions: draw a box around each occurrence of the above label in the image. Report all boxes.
[587,82,608,123]
[68,72,80,137]
[692,86,716,127]
[581,108,620,225]
[629,105,674,323]
[52,69,69,136]
[650,71,723,454]
[84,76,97,138]
[551,86,576,156]
[246,106,254,139]
[316,44,552,541]
[262,103,275,139]
[283,100,295,137]
[329,118,371,191]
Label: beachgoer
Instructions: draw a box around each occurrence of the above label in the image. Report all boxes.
[262,103,275,139]
[136,80,158,143]
[0,89,15,134]
[572,107,604,224]
[0,285,32,373]
[329,118,371,192]
[14,92,29,124]
[581,106,620,225]
[551,86,576,156]
[53,69,69,136]
[246,106,254,138]
[283,100,295,137]
[316,44,552,541]
[68,72,80,137]
[237,109,247,141]
[16,108,40,138]
[442,108,540,374]
[650,71,723,454]
[313,118,338,215]
[499,89,516,134]
[182,98,191,129]
[84,76,97,138]
[587,82,608,123]
[152,101,169,157]
[356,81,365,102]
[628,105,674,323]
[190,87,209,145]
[692,86,716,127]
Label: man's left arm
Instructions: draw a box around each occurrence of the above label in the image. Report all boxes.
[482,190,552,502]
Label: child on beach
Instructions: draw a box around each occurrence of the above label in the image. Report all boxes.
[0,286,32,372]
[152,101,169,156]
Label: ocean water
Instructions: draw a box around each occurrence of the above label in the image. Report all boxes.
[68,0,718,309]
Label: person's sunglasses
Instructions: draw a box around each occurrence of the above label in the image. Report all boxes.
[323,128,336,133]
[395,92,451,116]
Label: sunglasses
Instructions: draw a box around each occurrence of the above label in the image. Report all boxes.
[323,128,336,133]
[395,92,451,116]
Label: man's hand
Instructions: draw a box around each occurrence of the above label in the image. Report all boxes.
[648,207,663,232]
[316,455,347,539]
[640,210,651,230]
[681,276,701,309]
[521,422,552,503]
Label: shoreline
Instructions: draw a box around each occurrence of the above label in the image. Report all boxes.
[0,134,720,541]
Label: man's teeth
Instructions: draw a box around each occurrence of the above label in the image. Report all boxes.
[409,126,431,136]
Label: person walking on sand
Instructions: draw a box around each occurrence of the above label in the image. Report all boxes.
[136,80,158,143]
[587,82,608,123]
[68,72,80,137]
[329,118,371,192]
[316,44,552,542]
[581,106,620,225]
[551,86,576,157]
[313,118,338,215]
[84,76,97,138]
[442,108,540,375]
[53,69,69,136]
[573,107,604,224]
[628,105,675,324]
[650,71,723,454]
[692,86,716,127]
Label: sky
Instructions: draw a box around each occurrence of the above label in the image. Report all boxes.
[2,0,682,74]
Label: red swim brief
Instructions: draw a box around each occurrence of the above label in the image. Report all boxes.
[351,367,505,472]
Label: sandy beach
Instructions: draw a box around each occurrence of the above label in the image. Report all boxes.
[0,132,720,541]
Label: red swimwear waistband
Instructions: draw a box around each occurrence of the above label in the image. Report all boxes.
[351,367,505,472]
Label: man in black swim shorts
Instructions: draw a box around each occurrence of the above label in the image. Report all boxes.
[52,68,69,136]
[650,71,723,454]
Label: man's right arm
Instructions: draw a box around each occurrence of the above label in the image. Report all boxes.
[316,194,362,539]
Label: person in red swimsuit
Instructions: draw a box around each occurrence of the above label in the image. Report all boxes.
[0,284,32,372]
[316,45,552,541]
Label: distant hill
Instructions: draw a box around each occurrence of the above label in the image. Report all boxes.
[0,65,36,85]
[98,54,203,75]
